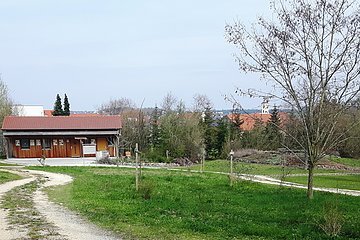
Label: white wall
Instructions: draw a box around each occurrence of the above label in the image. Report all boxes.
[13,105,44,116]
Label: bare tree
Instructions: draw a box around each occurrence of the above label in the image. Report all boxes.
[0,79,13,157]
[192,94,213,112]
[97,98,136,115]
[0,80,12,122]
[161,92,177,113]
[225,0,360,198]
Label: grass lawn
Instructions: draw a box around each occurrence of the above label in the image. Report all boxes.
[184,160,345,176]
[0,170,22,184]
[285,174,360,191]
[30,166,360,240]
[328,157,360,168]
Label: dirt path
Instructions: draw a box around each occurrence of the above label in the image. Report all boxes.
[236,174,360,196]
[0,168,121,240]
[0,170,35,240]
[285,172,360,177]
[169,168,360,196]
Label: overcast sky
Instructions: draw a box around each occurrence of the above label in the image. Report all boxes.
[0,0,272,111]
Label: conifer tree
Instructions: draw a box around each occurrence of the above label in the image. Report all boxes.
[149,105,161,148]
[264,106,282,150]
[63,94,70,116]
[201,107,219,159]
[52,94,63,116]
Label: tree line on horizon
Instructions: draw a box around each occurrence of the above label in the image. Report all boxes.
[97,93,360,163]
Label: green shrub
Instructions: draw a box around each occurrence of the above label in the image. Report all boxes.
[138,180,155,200]
[319,201,344,237]
[142,149,169,163]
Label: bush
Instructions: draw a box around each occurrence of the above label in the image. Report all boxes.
[319,201,344,237]
[142,150,169,163]
[138,180,155,200]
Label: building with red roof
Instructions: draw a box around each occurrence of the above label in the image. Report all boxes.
[2,116,121,158]
[228,112,288,131]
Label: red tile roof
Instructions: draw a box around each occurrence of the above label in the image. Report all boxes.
[70,113,100,117]
[228,112,288,131]
[43,109,100,117]
[43,110,53,117]
[2,116,122,130]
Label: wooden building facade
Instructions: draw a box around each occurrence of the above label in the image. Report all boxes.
[2,116,121,158]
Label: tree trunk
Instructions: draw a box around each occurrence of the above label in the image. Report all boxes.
[307,164,314,199]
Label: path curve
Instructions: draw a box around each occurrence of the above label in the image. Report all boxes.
[169,169,360,196]
[0,168,121,240]
[27,169,121,240]
[0,170,35,240]
[237,174,360,196]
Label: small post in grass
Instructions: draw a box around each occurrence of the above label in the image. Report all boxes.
[135,143,139,191]
[229,149,234,186]
[200,148,205,173]
[166,150,169,161]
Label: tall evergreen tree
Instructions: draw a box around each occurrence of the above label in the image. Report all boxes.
[201,107,219,159]
[264,106,282,150]
[52,94,63,116]
[149,105,161,148]
[63,94,70,116]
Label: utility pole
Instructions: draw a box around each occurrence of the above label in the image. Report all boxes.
[135,143,139,191]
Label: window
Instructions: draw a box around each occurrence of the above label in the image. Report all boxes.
[20,139,30,150]
[42,139,51,149]
[59,139,64,145]
[107,137,114,146]
[30,140,35,146]
[36,139,41,146]
[83,138,96,145]
[15,140,20,146]
[53,139,58,146]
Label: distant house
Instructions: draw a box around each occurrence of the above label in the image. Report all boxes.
[228,100,288,131]
[228,112,288,131]
[12,105,45,117]
[43,109,99,117]
[1,116,121,158]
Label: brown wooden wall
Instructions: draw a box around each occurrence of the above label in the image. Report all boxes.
[9,136,115,158]
[11,138,71,158]
[96,138,115,157]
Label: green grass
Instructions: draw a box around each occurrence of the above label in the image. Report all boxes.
[29,166,360,240]
[328,157,360,168]
[183,160,345,176]
[0,170,22,184]
[285,174,360,191]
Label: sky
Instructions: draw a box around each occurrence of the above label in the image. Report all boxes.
[0,0,273,111]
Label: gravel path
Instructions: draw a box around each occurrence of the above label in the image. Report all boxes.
[236,174,360,196]
[0,168,121,240]
[170,169,360,196]
[0,170,35,240]
[284,172,360,177]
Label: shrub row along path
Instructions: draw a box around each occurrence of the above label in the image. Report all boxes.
[0,167,121,240]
